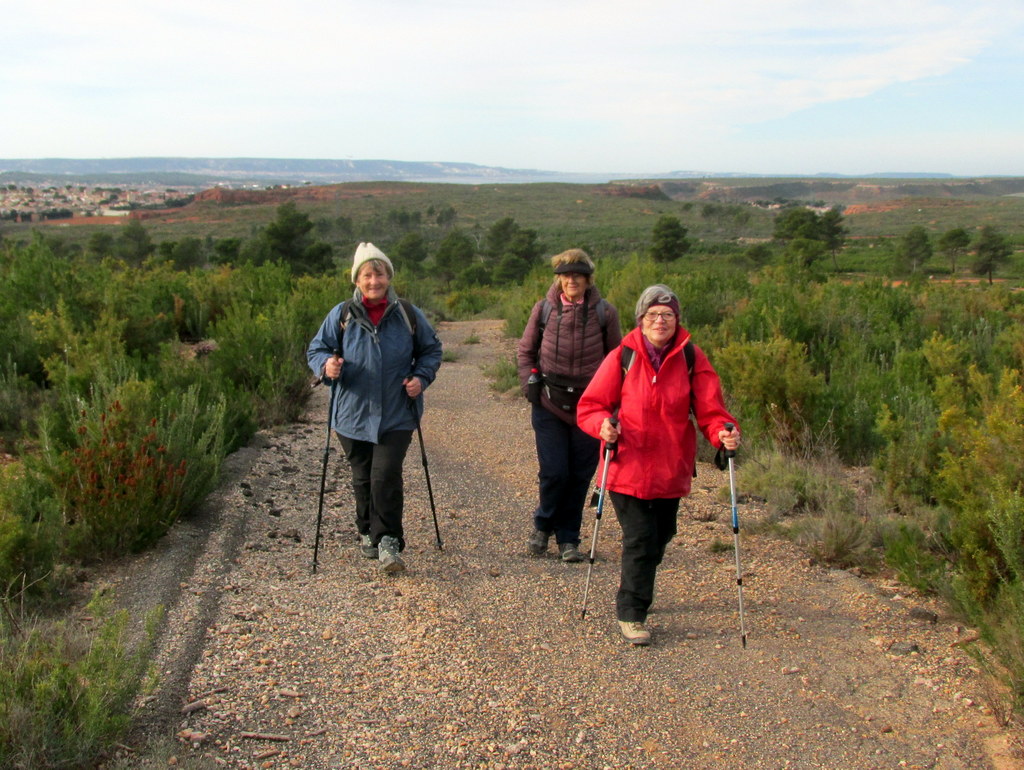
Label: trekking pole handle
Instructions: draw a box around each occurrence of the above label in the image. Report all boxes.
[605,417,619,455]
[724,422,737,458]
[322,349,342,385]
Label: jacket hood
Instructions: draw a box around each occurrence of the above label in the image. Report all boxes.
[621,324,691,355]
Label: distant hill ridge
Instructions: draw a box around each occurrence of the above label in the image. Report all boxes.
[2,158,1022,205]
[0,157,579,185]
[0,157,981,186]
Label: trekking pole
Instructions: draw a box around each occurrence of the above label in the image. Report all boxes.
[312,351,341,574]
[581,419,618,620]
[724,421,747,648]
[408,388,443,550]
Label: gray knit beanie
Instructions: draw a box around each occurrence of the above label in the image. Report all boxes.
[635,284,680,324]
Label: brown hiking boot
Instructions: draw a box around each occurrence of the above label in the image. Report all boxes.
[618,620,651,646]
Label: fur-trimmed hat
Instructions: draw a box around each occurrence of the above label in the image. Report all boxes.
[635,284,680,323]
[351,242,394,283]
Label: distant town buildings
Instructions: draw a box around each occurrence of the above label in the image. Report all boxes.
[0,184,199,223]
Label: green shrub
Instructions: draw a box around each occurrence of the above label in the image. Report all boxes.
[935,367,1024,605]
[791,507,875,569]
[207,295,312,426]
[37,375,224,561]
[0,593,160,769]
[29,302,130,397]
[742,448,850,519]
[483,353,519,394]
[445,288,496,319]
[0,356,43,437]
[603,253,663,334]
[881,518,951,593]
[0,463,59,597]
[714,336,824,449]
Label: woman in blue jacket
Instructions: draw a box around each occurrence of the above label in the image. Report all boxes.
[307,243,443,573]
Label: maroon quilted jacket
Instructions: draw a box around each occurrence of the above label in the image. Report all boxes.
[517,282,621,424]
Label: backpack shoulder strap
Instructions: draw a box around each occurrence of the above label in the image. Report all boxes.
[337,300,352,347]
[683,340,695,375]
[534,298,557,359]
[538,298,556,331]
[596,298,610,351]
[620,345,636,380]
[395,298,422,361]
[396,298,418,336]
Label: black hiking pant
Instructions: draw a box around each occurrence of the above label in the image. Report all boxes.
[339,429,413,550]
[610,492,680,623]
[531,404,600,546]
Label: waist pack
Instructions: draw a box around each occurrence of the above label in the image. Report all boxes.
[542,372,589,412]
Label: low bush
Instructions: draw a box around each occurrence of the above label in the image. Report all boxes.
[791,507,876,569]
[881,517,951,593]
[483,353,519,394]
[207,295,313,427]
[0,356,43,437]
[0,464,60,599]
[0,593,160,769]
[36,375,224,561]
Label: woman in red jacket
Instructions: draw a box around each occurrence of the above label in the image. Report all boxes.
[576,284,740,645]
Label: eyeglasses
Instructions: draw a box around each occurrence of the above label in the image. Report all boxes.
[643,311,676,322]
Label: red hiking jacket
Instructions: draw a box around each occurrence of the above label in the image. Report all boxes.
[576,326,738,500]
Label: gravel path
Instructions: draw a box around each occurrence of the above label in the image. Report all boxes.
[106,319,1020,769]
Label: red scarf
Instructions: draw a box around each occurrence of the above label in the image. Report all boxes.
[362,295,388,326]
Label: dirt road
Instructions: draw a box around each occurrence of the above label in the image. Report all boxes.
[109,319,1020,769]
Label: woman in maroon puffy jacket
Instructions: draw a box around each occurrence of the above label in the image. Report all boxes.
[577,284,740,645]
[517,249,621,562]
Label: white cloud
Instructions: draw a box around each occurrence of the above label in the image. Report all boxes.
[1,0,1022,171]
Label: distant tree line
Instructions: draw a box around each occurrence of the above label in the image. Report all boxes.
[2,198,1017,290]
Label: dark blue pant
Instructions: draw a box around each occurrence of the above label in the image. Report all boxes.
[339,430,413,550]
[531,404,600,546]
[610,492,680,622]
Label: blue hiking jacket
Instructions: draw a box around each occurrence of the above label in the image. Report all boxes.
[306,288,443,443]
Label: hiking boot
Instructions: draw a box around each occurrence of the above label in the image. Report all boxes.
[618,620,651,646]
[359,533,378,559]
[527,529,551,556]
[378,535,405,574]
[559,542,583,563]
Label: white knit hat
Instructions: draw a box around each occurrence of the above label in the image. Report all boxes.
[350,242,394,282]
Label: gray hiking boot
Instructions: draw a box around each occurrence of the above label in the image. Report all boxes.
[378,535,406,574]
[618,620,651,646]
[559,542,583,563]
[527,529,551,556]
[359,533,378,559]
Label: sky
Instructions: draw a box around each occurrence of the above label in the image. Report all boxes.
[2,0,1023,177]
